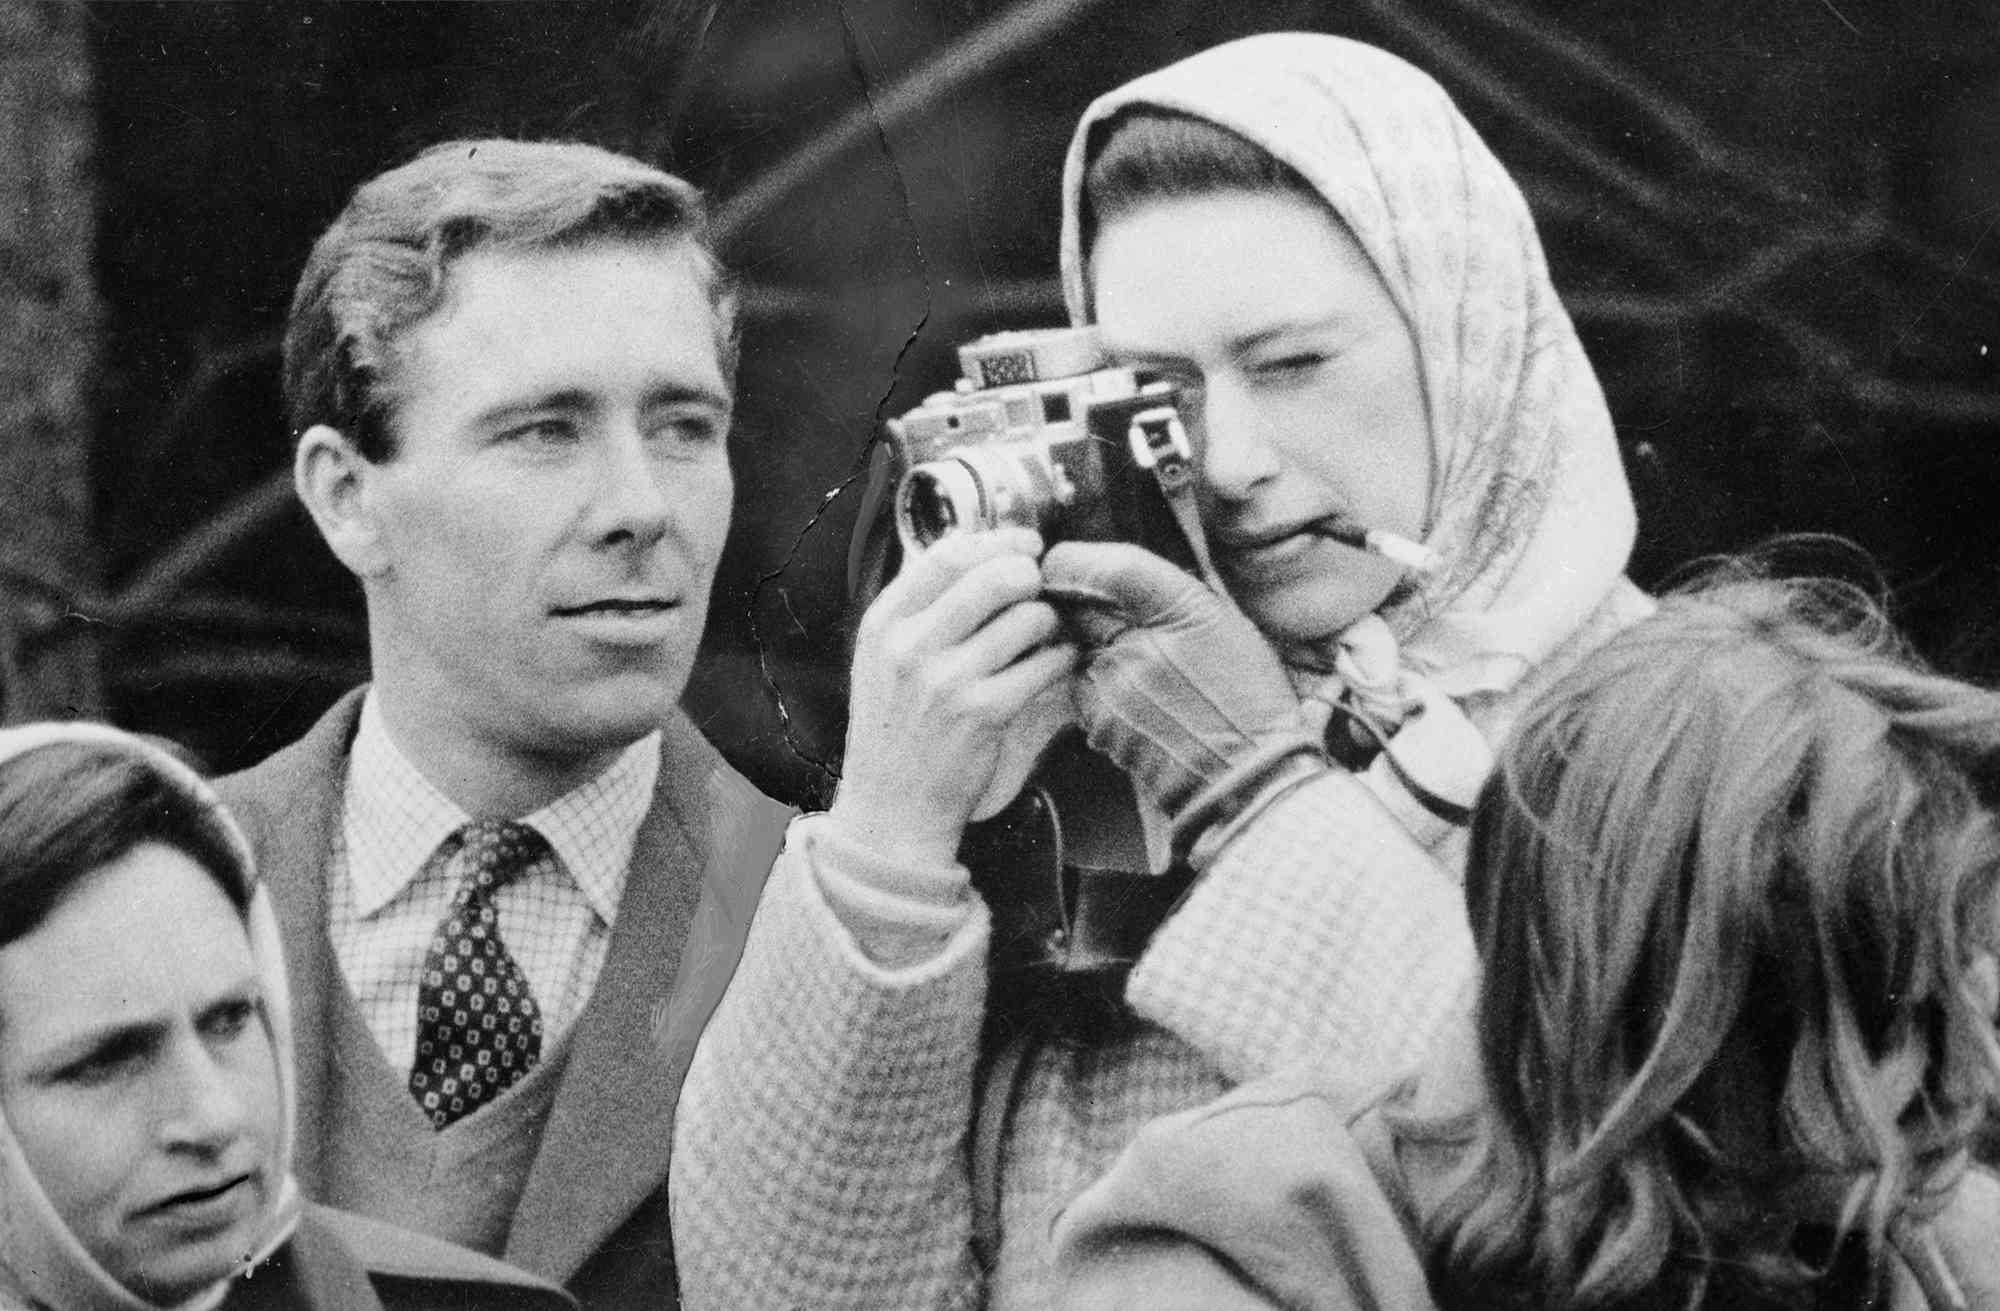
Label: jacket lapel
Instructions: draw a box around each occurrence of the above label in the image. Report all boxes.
[216,688,367,1194]
[504,713,788,1281]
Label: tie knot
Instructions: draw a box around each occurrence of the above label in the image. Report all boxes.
[449,820,547,897]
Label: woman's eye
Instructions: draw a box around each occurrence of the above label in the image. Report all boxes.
[200,999,257,1042]
[58,1043,143,1087]
[1255,352,1328,380]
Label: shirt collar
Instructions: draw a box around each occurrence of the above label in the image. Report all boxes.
[342,691,661,923]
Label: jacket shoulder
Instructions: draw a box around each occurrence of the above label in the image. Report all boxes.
[654,707,795,912]
[657,707,793,823]
[215,689,366,829]
[308,1206,578,1311]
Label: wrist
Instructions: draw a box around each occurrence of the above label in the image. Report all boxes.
[800,813,976,968]
[823,792,968,873]
[1171,737,1326,865]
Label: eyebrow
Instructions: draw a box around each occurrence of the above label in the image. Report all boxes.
[27,1016,165,1081]
[1223,312,1356,356]
[1104,312,1358,367]
[25,975,262,1079]
[474,383,732,429]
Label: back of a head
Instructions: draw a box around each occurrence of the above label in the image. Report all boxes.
[1440,573,2000,1307]
[282,138,732,462]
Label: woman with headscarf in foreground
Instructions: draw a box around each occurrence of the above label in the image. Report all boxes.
[0,722,575,1311]
[672,32,1653,1310]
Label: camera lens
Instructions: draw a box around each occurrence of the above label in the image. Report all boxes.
[897,460,987,548]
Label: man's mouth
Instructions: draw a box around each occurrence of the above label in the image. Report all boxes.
[552,598,677,617]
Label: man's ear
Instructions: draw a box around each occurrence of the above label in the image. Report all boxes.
[295,424,390,578]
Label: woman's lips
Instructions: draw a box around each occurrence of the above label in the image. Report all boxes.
[1217,522,1330,577]
[1223,531,1312,570]
[143,1173,258,1230]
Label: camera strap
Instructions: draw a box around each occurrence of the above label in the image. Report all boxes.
[1126,407,1223,587]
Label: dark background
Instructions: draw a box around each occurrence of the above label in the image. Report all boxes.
[84,0,2000,806]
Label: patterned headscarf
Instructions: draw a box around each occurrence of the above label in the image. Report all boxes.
[1059,33,1636,699]
[0,723,301,1311]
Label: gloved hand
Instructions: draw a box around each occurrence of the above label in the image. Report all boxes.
[1042,541,1324,854]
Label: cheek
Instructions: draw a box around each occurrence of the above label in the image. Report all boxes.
[382,468,569,588]
[1287,372,1433,531]
[234,1034,285,1172]
[5,1086,139,1236]
[687,455,734,557]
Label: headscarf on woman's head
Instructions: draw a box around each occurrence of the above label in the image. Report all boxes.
[0,723,301,1311]
[1059,32,1636,700]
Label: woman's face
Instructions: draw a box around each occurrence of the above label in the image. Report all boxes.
[1089,188,1433,648]
[0,842,280,1303]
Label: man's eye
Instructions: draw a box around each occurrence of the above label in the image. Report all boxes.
[503,419,578,446]
[650,413,726,447]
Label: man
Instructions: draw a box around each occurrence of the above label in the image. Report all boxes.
[217,139,792,1310]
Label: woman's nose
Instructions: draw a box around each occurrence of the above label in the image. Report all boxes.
[157,1040,252,1151]
[1197,380,1282,500]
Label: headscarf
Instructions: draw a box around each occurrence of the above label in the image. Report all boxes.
[1058,32,1637,702]
[0,723,302,1311]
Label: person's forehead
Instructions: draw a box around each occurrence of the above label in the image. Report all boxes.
[396,239,724,386]
[437,235,711,317]
[0,848,253,1051]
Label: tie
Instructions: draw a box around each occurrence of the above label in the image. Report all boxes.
[408,820,547,1129]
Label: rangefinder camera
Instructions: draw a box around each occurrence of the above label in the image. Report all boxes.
[885,326,1204,573]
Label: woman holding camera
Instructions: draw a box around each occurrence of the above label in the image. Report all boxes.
[673,32,1652,1311]
[0,722,571,1311]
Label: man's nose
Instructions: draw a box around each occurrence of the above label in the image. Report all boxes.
[157,1039,253,1152]
[589,425,674,549]
[1196,380,1281,501]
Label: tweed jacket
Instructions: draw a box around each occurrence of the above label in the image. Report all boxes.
[218,689,793,1311]
[232,1205,577,1311]
[1051,1041,2000,1311]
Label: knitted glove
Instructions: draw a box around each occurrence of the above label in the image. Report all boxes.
[1042,541,1324,854]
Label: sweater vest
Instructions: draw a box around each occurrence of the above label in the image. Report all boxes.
[321,977,569,1256]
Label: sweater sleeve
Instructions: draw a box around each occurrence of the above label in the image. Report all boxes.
[1127,767,1475,1085]
[1050,1070,1439,1311]
[670,814,991,1311]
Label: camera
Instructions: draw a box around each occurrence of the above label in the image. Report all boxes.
[855,327,1206,1020]
[884,326,1206,574]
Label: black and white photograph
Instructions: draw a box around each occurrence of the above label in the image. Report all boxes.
[1,2,1998,1307]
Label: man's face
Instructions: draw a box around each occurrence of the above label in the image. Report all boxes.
[357,239,733,760]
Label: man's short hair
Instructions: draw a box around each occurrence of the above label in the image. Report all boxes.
[283,138,736,461]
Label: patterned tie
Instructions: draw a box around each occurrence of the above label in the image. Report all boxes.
[408,820,547,1129]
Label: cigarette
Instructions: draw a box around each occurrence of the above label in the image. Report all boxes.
[1307,515,1440,574]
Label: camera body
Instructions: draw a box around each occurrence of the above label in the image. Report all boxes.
[885,326,1204,574]
[861,327,1203,1014]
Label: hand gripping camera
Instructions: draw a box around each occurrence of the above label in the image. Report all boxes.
[863,327,1215,1027]
[884,326,1211,576]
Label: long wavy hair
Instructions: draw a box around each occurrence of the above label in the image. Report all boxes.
[1422,574,2000,1308]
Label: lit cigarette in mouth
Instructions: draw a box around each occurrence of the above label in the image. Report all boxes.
[1306,515,1440,574]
